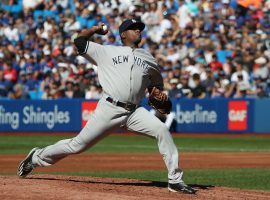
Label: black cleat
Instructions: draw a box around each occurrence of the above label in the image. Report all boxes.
[17,147,39,178]
[168,182,197,194]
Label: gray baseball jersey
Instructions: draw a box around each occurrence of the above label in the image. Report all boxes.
[84,41,163,104]
[31,42,184,184]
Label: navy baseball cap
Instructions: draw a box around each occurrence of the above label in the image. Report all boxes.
[119,19,145,35]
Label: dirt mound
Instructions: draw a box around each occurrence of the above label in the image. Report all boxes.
[2,152,270,199]
[1,175,269,200]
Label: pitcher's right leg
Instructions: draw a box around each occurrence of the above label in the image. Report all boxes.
[17,99,126,177]
[32,100,126,167]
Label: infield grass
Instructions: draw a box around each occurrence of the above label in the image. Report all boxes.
[0,134,270,154]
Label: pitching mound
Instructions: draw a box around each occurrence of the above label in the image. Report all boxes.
[1,175,269,200]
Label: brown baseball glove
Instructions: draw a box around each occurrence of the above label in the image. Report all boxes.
[148,87,172,114]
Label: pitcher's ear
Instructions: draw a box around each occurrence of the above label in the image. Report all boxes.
[121,32,126,39]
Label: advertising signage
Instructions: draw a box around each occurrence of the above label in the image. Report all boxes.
[0,100,81,132]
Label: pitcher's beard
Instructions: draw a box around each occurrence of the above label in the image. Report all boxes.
[134,37,142,46]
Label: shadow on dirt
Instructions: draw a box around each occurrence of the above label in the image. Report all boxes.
[28,176,214,191]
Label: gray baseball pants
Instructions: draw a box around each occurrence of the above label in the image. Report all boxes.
[32,96,183,183]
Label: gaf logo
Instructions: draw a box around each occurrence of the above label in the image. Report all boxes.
[228,101,247,130]
[229,110,247,121]
[81,101,98,128]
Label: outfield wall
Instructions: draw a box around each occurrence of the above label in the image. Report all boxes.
[0,98,267,133]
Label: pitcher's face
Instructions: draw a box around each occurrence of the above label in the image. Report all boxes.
[121,27,142,45]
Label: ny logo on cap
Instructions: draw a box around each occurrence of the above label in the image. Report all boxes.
[132,19,136,23]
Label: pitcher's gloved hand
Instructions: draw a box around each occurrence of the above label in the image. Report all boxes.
[148,87,172,115]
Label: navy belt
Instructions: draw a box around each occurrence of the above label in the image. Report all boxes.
[106,97,137,111]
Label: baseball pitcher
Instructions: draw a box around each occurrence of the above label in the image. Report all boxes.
[17,19,196,194]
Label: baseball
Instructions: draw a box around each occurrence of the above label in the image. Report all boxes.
[102,25,108,31]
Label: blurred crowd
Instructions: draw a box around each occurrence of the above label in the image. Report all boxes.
[0,0,270,100]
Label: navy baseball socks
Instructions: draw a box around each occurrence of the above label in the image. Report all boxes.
[17,147,39,178]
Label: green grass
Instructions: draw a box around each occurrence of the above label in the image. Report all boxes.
[0,134,270,154]
[33,168,270,191]
[1,134,270,191]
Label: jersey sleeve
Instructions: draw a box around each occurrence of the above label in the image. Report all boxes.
[84,41,106,65]
[149,66,164,89]
[74,37,105,65]
[139,49,164,89]
[145,61,164,89]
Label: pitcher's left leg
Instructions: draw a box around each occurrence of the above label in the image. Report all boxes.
[126,107,181,183]
[125,107,196,194]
